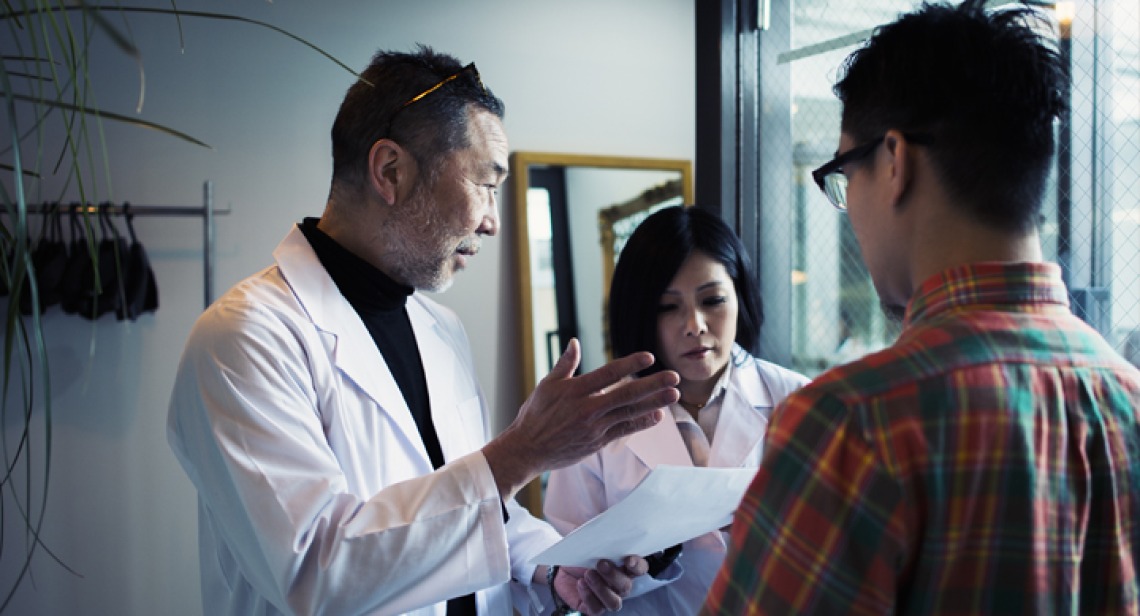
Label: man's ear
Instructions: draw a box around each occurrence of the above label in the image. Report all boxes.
[367,138,409,206]
[882,129,913,208]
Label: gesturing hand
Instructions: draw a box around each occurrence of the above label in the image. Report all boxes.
[484,339,679,498]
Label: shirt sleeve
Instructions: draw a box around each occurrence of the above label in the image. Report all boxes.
[702,388,907,615]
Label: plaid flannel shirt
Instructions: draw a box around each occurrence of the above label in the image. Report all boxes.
[703,262,1140,615]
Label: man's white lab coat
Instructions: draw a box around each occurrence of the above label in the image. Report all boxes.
[168,226,559,615]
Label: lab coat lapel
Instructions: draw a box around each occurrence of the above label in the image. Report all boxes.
[708,364,775,467]
[272,227,432,467]
[407,298,480,461]
[627,412,695,470]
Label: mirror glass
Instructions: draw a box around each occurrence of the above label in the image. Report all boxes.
[510,152,694,399]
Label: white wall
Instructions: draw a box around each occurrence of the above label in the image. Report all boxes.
[0,1,694,613]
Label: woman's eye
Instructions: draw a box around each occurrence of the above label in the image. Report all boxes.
[703,296,728,306]
[657,303,677,313]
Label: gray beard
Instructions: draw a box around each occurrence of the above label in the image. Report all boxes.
[383,238,452,292]
[381,184,455,292]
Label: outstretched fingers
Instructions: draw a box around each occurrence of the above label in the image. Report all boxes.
[570,350,656,395]
[603,410,665,442]
[595,369,679,418]
[581,370,678,447]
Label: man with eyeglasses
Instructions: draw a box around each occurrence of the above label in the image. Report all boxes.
[704,1,1140,614]
[167,46,680,616]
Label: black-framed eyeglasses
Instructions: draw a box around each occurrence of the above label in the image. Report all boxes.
[400,62,485,109]
[811,137,884,211]
[811,133,933,211]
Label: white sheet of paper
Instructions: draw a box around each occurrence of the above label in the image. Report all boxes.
[531,465,757,568]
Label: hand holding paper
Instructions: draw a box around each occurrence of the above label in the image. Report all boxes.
[532,465,757,568]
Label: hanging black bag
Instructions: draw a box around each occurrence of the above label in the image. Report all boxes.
[77,203,127,320]
[117,204,159,320]
[19,203,69,315]
[59,204,94,315]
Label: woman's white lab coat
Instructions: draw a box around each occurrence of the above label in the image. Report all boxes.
[544,350,808,615]
[167,226,559,616]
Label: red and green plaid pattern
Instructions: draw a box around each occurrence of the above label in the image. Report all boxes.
[703,262,1140,615]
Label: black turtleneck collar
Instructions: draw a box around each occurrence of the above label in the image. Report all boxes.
[299,218,413,313]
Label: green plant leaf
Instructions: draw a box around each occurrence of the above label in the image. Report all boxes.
[1,4,370,85]
[4,93,212,148]
[0,4,364,609]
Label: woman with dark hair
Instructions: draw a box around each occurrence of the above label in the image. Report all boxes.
[545,205,808,614]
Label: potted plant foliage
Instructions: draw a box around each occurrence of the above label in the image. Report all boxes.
[0,3,357,608]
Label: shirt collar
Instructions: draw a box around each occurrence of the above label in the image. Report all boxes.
[903,261,1069,328]
[708,358,734,403]
[669,358,734,420]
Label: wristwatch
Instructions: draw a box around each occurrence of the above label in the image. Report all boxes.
[546,565,579,616]
[645,543,683,577]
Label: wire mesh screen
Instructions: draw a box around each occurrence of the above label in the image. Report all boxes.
[1054,0,1140,367]
[773,0,1140,376]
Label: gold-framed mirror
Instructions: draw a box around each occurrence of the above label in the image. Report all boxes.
[510,151,693,515]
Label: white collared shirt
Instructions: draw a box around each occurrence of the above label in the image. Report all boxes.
[668,359,734,444]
